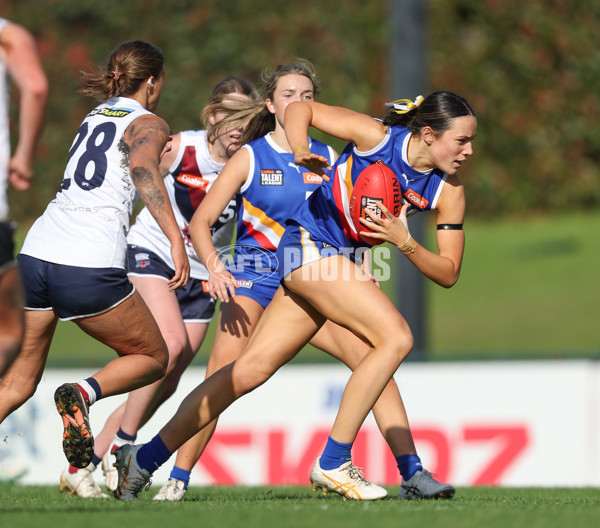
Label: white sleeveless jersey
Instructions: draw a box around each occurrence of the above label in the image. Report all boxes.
[20,96,153,268]
[127,129,235,280]
[0,18,11,220]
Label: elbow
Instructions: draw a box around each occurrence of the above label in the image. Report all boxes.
[441,279,457,289]
[37,84,49,105]
[26,76,49,102]
[35,77,50,99]
[440,271,460,289]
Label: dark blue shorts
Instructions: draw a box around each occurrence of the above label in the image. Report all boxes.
[126,244,216,323]
[17,253,134,321]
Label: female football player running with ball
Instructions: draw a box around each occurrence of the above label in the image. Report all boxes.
[113,89,475,501]
[0,41,190,473]
[153,60,453,502]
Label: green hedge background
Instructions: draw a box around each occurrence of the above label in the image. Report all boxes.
[2,0,599,223]
[1,1,597,361]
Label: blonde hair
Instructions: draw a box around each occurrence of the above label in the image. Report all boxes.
[202,94,263,147]
[199,77,262,152]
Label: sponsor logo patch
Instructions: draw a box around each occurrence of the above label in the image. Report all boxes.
[236,280,254,289]
[403,189,429,209]
[177,173,209,190]
[134,252,151,268]
[260,169,283,186]
[89,107,134,118]
[303,172,323,184]
[360,196,384,220]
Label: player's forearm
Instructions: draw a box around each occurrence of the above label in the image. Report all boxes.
[284,101,312,155]
[14,88,48,163]
[131,165,182,246]
[402,244,463,289]
[189,216,223,273]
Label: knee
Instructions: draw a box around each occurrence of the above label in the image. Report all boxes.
[164,335,188,365]
[380,319,414,365]
[152,345,169,378]
[395,332,414,363]
[231,361,270,397]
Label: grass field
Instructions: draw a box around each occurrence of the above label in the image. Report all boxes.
[426,209,599,359]
[31,209,598,367]
[0,484,598,528]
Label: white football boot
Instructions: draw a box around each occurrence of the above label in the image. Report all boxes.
[153,478,187,501]
[310,457,388,501]
[59,466,108,498]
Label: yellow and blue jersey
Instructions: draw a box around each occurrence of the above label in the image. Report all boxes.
[235,132,334,253]
[292,124,449,250]
[228,132,335,306]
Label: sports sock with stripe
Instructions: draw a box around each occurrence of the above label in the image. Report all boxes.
[76,377,102,406]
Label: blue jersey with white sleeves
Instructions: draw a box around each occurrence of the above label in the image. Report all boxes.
[291,124,448,249]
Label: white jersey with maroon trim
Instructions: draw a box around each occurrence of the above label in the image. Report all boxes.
[127,129,236,280]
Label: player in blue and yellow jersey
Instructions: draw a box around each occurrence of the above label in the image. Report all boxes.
[283,93,471,263]
[280,91,475,499]
[117,64,458,502]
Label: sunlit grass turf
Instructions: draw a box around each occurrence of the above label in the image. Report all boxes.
[1,484,599,528]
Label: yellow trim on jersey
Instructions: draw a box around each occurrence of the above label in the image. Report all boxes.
[242,197,286,238]
[242,198,285,247]
[299,226,321,267]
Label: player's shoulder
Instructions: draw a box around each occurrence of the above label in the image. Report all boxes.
[436,173,465,214]
[179,129,206,140]
[130,112,170,136]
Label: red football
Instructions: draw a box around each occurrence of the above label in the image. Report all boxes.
[349,160,401,245]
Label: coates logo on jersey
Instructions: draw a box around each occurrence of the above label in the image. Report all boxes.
[403,189,429,209]
[260,169,283,186]
[177,173,209,190]
[303,172,323,185]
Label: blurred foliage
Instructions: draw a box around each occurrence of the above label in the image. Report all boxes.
[1,0,598,222]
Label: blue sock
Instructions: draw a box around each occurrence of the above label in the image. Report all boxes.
[396,454,423,481]
[84,377,102,403]
[170,465,191,489]
[90,453,102,467]
[116,427,137,443]
[319,436,353,470]
[136,434,172,473]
